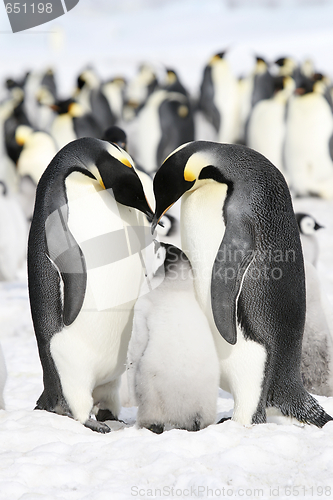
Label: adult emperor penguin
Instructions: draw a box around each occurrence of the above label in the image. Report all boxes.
[284,79,333,199]
[151,141,332,427]
[198,51,239,144]
[127,242,219,433]
[28,137,154,432]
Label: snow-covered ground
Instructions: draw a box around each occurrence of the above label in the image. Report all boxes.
[1,1,333,499]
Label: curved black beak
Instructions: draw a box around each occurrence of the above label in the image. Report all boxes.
[314,222,324,231]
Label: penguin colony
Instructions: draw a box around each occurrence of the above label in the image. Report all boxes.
[0,52,332,432]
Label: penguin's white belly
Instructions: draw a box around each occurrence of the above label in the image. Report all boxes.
[51,115,76,150]
[181,183,267,424]
[248,99,286,173]
[212,64,239,144]
[50,173,149,391]
[17,133,57,184]
[285,95,333,198]
[135,90,168,173]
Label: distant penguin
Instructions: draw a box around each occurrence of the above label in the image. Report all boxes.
[134,89,194,174]
[127,242,219,433]
[0,342,7,410]
[273,57,303,87]
[28,137,154,432]
[247,76,295,176]
[102,77,126,122]
[152,141,332,427]
[4,85,30,164]
[296,213,323,267]
[16,125,57,185]
[0,181,28,281]
[163,68,189,96]
[0,96,19,192]
[51,99,102,150]
[301,260,333,397]
[284,80,333,199]
[75,68,116,132]
[198,51,239,143]
[124,63,158,118]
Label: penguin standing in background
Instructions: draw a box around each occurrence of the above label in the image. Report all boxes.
[0,342,7,410]
[0,181,28,281]
[4,83,31,165]
[28,137,154,433]
[296,213,323,268]
[75,69,116,133]
[198,52,239,144]
[284,80,333,199]
[50,99,102,150]
[247,76,295,176]
[16,125,58,185]
[102,77,126,123]
[152,141,332,428]
[127,242,219,433]
[124,63,158,119]
[133,89,194,174]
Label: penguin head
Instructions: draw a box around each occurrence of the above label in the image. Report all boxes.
[51,98,83,116]
[296,213,324,235]
[152,141,230,231]
[15,125,34,146]
[95,142,154,221]
[102,126,127,150]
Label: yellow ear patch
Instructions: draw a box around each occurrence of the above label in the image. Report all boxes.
[121,158,132,168]
[184,165,196,182]
[178,105,188,118]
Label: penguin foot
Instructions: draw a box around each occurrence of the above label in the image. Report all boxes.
[217,417,231,424]
[147,424,164,434]
[96,409,117,422]
[84,419,111,433]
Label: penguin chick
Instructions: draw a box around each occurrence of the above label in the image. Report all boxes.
[0,342,7,409]
[301,260,333,397]
[127,242,219,433]
[296,212,323,267]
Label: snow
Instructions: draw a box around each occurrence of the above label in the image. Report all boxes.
[1,0,333,498]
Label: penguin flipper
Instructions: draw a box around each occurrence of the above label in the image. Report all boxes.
[46,210,87,327]
[52,243,87,327]
[211,217,255,345]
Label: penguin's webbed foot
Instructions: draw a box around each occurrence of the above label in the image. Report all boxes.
[84,418,111,433]
[217,417,231,424]
[147,423,164,434]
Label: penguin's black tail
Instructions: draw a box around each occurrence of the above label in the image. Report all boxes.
[267,381,333,428]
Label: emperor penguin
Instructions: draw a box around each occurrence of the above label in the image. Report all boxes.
[0,342,7,410]
[50,99,102,150]
[28,137,154,433]
[247,76,295,176]
[0,180,28,281]
[198,51,239,144]
[284,80,333,199]
[295,213,323,268]
[15,125,58,185]
[75,69,116,132]
[151,141,332,428]
[127,242,219,433]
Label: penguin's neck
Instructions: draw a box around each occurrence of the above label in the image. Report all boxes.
[180,181,228,318]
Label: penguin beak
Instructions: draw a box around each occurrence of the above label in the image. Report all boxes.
[151,204,174,234]
[314,222,324,230]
